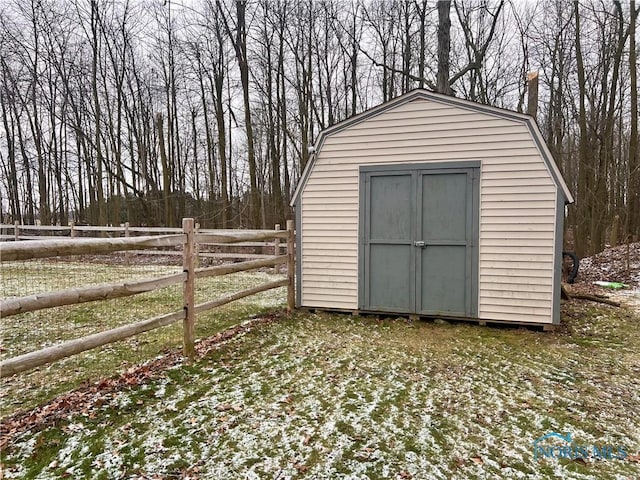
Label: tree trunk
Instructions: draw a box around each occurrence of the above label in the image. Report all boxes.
[574,1,590,257]
[90,0,106,226]
[0,79,20,221]
[417,0,427,89]
[156,113,173,227]
[629,0,639,239]
[231,1,260,227]
[436,0,452,95]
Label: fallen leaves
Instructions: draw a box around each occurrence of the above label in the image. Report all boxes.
[576,241,640,287]
[214,403,242,413]
[0,313,284,450]
[215,403,232,412]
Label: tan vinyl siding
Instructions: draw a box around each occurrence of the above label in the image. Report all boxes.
[300,97,558,323]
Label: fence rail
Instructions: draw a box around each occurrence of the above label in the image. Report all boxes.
[0,235,185,262]
[0,271,187,317]
[0,223,288,262]
[0,223,290,236]
[0,219,295,378]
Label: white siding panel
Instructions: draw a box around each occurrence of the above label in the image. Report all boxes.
[304,244,358,253]
[329,123,527,144]
[303,199,359,206]
[304,272,357,280]
[303,188,358,196]
[317,142,540,159]
[483,200,555,210]
[481,209,556,218]
[482,217,554,226]
[481,232,554,241]
[482,275,553,286]
[303,296,356,310]
[481,245,555,255]
[334,121,518,139]
[301,97,558,323]
[483,186,556,196]
[321,133,533,152]
[305,280,359,291]
[301,230,357,237]
[482,177,555,187]
[481,253,553,263]
[480,261,553,271]
[302,250,357,257]
[481,171,551,181]
[304,181,359,190]
[305,203,354,214]
[480,309,552,323]
[481,162,548,172]
[303,263,357,271]
[311,150,540,165]
[483,288,552,300]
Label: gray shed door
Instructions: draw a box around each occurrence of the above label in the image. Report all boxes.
[361,164,478,317]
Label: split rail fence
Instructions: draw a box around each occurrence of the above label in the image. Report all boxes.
[0,218,295,378]
[0,222,287,261]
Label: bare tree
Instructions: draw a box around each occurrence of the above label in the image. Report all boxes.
[436,0,452,94]
[219,0,261,227]
[628,0,639,239]
[0,0,635,249]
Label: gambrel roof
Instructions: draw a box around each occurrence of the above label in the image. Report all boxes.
[291,89,573,205]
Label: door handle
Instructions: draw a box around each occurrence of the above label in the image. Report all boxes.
[414,240,426,248]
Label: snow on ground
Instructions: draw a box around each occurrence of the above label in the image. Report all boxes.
[611,289,640,314]
[1,264,287,416]
[3,311,639,479]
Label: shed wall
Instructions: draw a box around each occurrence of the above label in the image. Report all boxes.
[300,98,558,324]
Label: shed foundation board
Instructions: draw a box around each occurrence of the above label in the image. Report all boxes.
[306,308,553,329]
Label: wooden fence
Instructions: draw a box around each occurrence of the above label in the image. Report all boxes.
[0,222,287,261]
[0,219,295,378]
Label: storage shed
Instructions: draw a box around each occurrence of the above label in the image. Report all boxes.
[291,89,573,326]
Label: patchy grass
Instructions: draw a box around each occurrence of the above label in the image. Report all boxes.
[1,261,286,416]
[3,298,640,479]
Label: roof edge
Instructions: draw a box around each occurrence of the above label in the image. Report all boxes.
[291,91,424,205]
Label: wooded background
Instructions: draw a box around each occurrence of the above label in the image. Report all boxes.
[0,0,637,256]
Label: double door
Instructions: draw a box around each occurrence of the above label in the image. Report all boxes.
[360,164,478,317]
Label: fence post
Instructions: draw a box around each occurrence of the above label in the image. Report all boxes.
[70,222,77,238]
[194,223,200,268]
[274,224,281,273]
[286,219,295,311]
[124,222,131,260]
[14,221,19,241]
[182,218,196,359]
